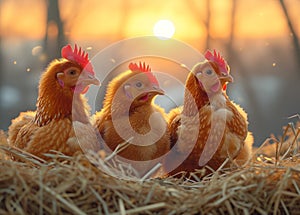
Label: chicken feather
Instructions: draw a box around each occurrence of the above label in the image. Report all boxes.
[94,62,170,177]
[165,50,253,177]
[8,44,100,160]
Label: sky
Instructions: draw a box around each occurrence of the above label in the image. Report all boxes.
[1,0,299,43]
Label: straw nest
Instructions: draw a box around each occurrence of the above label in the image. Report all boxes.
[0,121,299,215]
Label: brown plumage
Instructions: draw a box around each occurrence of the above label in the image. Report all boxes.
[94,62,170,177]
[8,44,100,160]
[165,50,253,177]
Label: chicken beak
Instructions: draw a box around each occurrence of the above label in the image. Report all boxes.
[79,71,101,86]
[148,85,165,95]
[221,74,234,83]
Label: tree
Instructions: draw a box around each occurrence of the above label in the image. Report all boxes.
[225,0,263,137]
[187,0,211,50]
[43,0,67,63]
[118,0,130,40]
[0,34,2,84]
[279,0,300,71]
[0,0,4,128]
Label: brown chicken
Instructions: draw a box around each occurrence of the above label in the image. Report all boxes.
[94,62,170,177]
[165,50,253,177]
[8,44,100,160]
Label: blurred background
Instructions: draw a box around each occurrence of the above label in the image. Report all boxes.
[0,0,299,146]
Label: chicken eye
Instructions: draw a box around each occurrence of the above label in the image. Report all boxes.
[68,69,77,76]
[205,69,213,75]
[135,81,144,89]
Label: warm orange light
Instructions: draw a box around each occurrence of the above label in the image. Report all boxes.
[153,20,175,39]
[0,0,46,39]
[47,21,58,39]
[1,0,300,41]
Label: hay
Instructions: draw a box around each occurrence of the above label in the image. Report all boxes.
[0,122,300,214]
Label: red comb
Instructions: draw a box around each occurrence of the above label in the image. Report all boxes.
[204,49,228,74]
[128,62,159,85]
[61,44,94,75]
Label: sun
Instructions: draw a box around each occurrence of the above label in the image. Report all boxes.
[153,20,175,39]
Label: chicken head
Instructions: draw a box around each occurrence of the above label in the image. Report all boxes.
[55,44,100,96]
[109,62,164,109]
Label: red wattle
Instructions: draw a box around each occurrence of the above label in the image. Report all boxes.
[81,86,89,94]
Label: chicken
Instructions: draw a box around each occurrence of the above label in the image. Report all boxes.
[8,44,100,160]
[94,62,170,177]
[165,50,253,177]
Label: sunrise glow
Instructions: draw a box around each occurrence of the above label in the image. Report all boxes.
[153,20,175,39]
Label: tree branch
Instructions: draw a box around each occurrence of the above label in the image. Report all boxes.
[279,0,300,71]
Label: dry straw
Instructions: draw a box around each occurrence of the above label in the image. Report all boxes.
[0,122,299,214]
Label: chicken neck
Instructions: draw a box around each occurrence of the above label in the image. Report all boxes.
[34,80,90,126]
[182,74,209,117]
